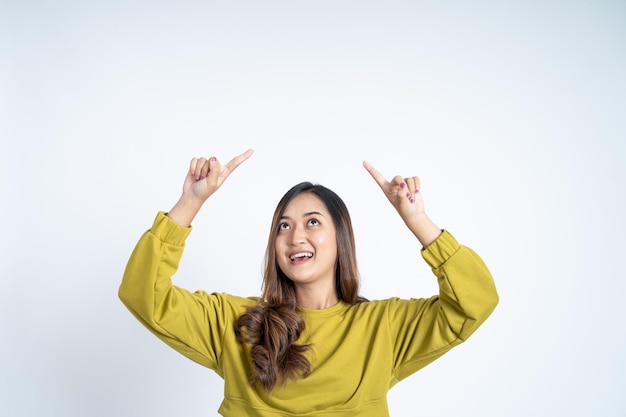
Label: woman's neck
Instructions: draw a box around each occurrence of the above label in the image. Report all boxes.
[295,285,339,309]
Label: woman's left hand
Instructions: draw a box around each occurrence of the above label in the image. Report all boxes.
[363,161,425,220]
[363,161,441,247]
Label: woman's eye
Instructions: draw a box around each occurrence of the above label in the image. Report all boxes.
[307,219,320,226]
[279,222,290,230]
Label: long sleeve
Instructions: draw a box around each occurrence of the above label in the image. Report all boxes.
[389,230,499,384]
[118,212,248,375]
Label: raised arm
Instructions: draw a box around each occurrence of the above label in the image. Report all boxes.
[118,149,255,369]
[362,161,441,247]
[363,161,498,381]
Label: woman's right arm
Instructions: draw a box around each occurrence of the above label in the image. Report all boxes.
[118,150,254,369]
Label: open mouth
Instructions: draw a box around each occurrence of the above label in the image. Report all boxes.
[289,252,313,262]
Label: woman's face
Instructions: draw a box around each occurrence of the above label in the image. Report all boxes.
[275,192,338,290]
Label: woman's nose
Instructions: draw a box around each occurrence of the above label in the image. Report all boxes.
[289,225,306,245]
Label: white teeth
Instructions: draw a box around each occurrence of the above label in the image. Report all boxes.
[290,252,313,261]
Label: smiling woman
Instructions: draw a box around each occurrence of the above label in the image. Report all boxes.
[275,192,340,300]
[118,149,499,417]
[236,182,366,392]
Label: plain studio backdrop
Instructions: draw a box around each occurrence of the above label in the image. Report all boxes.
[1,1,624,416]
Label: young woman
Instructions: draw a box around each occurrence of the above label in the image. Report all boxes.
[119,149,498,417]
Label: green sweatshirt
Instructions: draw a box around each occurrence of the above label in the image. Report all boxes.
[119,212,498,416]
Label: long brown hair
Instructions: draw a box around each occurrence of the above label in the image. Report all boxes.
[235,182,365,391]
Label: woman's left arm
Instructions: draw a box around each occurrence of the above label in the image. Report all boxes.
[363,161,499,380]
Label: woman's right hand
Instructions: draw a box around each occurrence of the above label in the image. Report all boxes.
[168,149,254,227]
[183,149,254,202]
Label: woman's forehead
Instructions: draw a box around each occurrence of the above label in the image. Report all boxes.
[282,193,328,216]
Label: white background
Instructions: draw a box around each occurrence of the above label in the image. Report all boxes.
[2,1,624,416]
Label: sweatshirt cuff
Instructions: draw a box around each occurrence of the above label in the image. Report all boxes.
[421,230,460,269]
[149,211,192,246]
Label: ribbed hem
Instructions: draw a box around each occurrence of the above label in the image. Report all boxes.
[421,230,460,269]
[149,211,192,246]
[219,396,389,416]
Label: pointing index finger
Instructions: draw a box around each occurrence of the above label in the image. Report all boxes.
[363,161,388,188]
[225,148,254,172]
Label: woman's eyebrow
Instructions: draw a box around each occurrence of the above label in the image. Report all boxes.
[279,211,325,220]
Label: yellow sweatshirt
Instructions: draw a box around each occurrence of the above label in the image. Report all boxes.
[119,212,498,416]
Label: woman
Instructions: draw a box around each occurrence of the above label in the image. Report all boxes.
[119,149,498,416]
